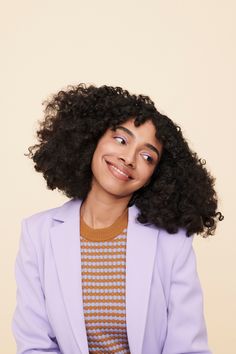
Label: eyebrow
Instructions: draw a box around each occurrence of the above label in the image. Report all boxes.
[114,125,161,159]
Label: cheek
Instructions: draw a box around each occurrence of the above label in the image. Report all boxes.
[136,159,156,177]
[91,142,110,173]
[95,141,118,164]
[92,141,106,162]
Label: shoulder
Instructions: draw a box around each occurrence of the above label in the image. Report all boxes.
[22,204,62,231]
[157,227,193,259]
[130,204,194,262]
[155,227,195,286]
[21,199,81,241]
[133,213,195,272]
[131,204,194,267]
[23,199,79,224]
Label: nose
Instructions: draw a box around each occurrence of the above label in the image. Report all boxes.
[119,152,136,168]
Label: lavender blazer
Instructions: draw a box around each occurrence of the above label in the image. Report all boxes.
[12,199,211,354]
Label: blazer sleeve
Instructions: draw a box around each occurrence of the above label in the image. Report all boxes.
[12,218,62,354]
[162,235,212,354]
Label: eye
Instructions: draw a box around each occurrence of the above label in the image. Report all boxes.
[142,154,154,164]
[113,136,127,145]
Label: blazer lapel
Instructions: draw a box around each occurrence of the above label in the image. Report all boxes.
[50,199,89,354]
[50,199,159,354]
[126,205,159,354]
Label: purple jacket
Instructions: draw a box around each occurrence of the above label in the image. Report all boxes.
[12,199,211,354]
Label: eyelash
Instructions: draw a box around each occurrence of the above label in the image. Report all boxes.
[113,136,154,164]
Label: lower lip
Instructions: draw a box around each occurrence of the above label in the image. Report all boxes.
[106,161,130,181]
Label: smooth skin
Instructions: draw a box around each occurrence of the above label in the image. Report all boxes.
[80,118,163,228]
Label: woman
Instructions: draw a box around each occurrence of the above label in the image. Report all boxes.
[12,84,223,354]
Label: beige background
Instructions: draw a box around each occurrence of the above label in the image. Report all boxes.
[1,1,235,353]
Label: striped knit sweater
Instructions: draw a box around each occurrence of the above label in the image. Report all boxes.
[80,207,131,354]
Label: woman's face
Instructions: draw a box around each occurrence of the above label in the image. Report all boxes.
[90,118,163,201]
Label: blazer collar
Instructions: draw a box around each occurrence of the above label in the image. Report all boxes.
[50,199,159,354]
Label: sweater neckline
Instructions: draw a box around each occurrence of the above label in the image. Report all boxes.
[80,207,128,242]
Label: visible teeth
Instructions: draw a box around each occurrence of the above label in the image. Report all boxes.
[111,164,129,177]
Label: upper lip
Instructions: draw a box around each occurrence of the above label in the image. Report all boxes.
[105,160,134,179]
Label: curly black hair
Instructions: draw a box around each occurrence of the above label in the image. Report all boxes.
[27,83,224,237]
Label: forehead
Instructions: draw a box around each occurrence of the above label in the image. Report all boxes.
[110,118,159,143]
[120,118,157,135]
[107,118,163,154]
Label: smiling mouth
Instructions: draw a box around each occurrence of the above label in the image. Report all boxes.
[105,161,133,181]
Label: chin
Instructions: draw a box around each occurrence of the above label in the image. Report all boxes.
[98,182,133,198]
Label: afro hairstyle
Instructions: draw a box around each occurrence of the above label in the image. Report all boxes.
[27,83,224,237]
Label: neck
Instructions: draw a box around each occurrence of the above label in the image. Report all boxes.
[80,189,132,229]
